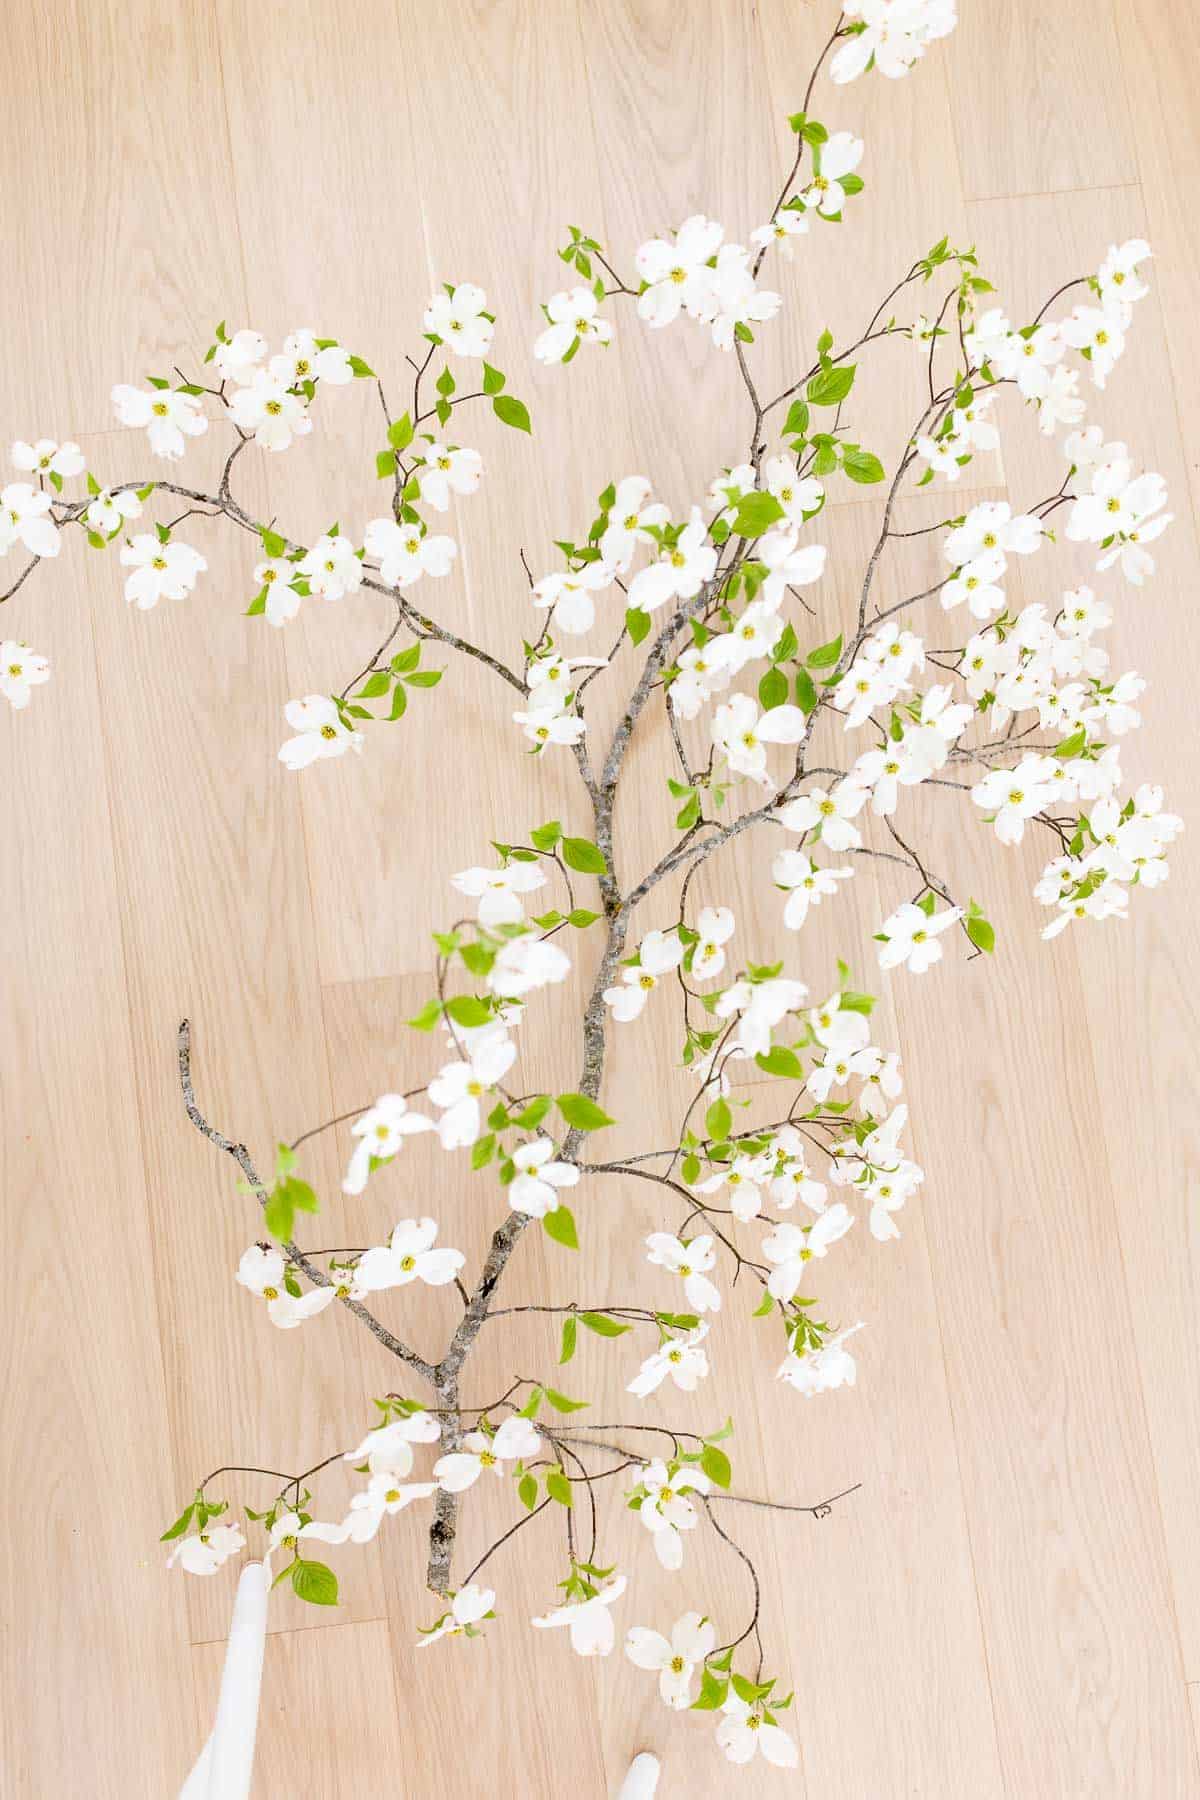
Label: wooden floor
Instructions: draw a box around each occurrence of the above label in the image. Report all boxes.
[3,2,1200,1794]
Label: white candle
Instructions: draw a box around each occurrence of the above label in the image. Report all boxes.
[617,1751,661,1798]
[179,1560,270,1799]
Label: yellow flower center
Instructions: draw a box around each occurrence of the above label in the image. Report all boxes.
[262,1286,279,1300]
[265,400,282,415]
[399,1254,416,1272]
[479,1450,497,1468]
[152,401,169,416]
[320,724,338,740]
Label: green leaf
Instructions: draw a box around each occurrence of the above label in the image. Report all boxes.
[515,1094,552,1130]
[546,1468,574,1506]
[705,1097,732,1141]
[493,394,532,434]
[543,1205,579,1250]
[782,398,810,439]
[794,667,818,714]
[568,909,600,928]
[471,1133,495,1170]
[160,1502,195,1543]
[445,994,492,1027]
[286,1177,319,1215]
[556,1093,615,1131]
[842,446,885,484]
[245,589,267,617]
[260,526,287,559]
[348,354,375,378]
[700,1443,732,1489]
[691,1668,729,1711]
[404,669,442,688]
[530,819,562,852]
[559,1316,578,1364]
[731,491,785,538]
[579,1311,631,1338]
[407,998,442,1032]
[263,1187,295,1243]
[626,605,651,646]
[291,1559,339,1606]
[388,412,414,451]
[807,363,856,407]
[561,835,607,874]
[518,1471,538,1510]
[435,366,456,397]
[758,666,788,710]
[966,913,995,954]
[482,362,506,395]
[806,633,842,670]
[375,448,397,480]
[356,671,391,699]
[387,682,409,721]
[544,1387,589,1413]
[754,1046,803,1079]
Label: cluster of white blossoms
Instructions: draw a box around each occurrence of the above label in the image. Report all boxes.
[14,0,1186,1772]
[831,0,957,85]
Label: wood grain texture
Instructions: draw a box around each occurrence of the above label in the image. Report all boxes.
[2,2,1198,1794]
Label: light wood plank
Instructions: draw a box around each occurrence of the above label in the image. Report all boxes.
[944,0,1136,201]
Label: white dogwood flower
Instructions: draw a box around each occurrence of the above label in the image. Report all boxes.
[635,1461,711,1570]
[414,443,483,511]
[298,533,364,600]
[712,693,808,787]
[0,641,50,710]
[762,1204,854,1302]
[627,1323,710,1399]
[599,476,670,572]
[508,1138,580,1217]
[535,287,614,364]
[693,244,782,350]
[227,368,313,451]
[342,1409,441,1475]
[627,509,717,614]
[353,1218,466,1294]
[277,695,363,770]
[778,1322,866,1397]
[532,562,615,635]
[691,906,735,980]
[212,328,268,386]
[433,1416,542,1493]
[876,900,963,972]
[424,283,494,357]
[235,1245,337,1329]
[428,1034,518,1148]
[800,131,864,216]
[625,1611,715,1709]
[83,486,142,537]
[645,1232,721,1313]
[488,935,571,997]
[167,1521,246,1577]
[0,484,60,560]
[342,1094,436,1195]
[716,1691,800,1767]
[603,928,685,1021]
[271,328,354,387]
[343,1473,438,1542]
[111,383,207,460]
[636,215,724,326]
[452,859,547,927]
[11,437,84,480]
[417,1584,495,1647]
[532,1575,627,1657]
[119,534,206,609]
[363,518,457,590]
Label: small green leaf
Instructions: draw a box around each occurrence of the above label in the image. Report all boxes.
[795,667,818,714]
[561,835,607,874]
[966,914,995,953]
[758,666,788,710]
[160,1503,195,1543]
[731,491,785,538]
[482,362,506,395]
[407,999,442,1032]
[544,1387,589,1413]
[546,1468,574,1506]
[348,354,375,378]
[445,995,492,1027]
[387,682,409,721]
[388,412,414,451]
[518,1470,538,1510]
[626,605,652,646]
[530,819,562,852]
[375,448,397,480]
[700,1443,732,1489]
[705,1097,732,1141]
[807,363,856,407]
[493,394,532,434]
[543,1205,579,1250]
[559,1317,578,1364]
[356,671,391,699]
[754,1046,803,1079]
[291,1559,339,1606]
[260,526,287,559]
[556,1093,615,1131]
[692,1668,729,1711]
[263,1187,295,1243]
[842,446,884,484]
[782,398,810,439]
[806,633,843,670]
[579,1311,631,1338]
